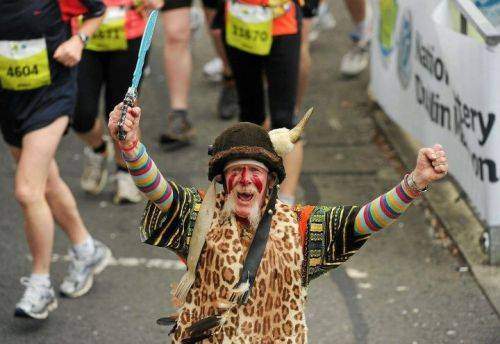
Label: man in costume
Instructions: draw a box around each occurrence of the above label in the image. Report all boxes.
[108,104,448,343]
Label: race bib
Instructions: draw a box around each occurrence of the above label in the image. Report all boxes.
[0,38,51,91]
[226,1,273,56]
[86,7,127,51]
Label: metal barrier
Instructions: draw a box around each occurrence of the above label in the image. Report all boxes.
[453,0,500,45]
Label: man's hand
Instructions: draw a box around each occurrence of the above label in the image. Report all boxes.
[411,144,449,190]
[108,104,141,148]
[53,36,84,67]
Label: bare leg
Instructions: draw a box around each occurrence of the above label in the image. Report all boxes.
[12,117,70,274]
[162,8,192,110]
[279,141,303,202]
[45,160,90,244]
[76,118,105,149]
[295,18,312,115]
[204,9,232,76]
[344,0,366,24]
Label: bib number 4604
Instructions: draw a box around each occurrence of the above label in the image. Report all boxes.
[7,64,39,78]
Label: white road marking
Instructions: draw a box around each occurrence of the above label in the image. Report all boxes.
[27,254,186,270]
[345,268,368,279]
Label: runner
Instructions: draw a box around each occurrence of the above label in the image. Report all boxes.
[340,0,372,77]
[296,0,319,115]
[72,0,163,204]
[212,0,304,205]
[0,0,111,320]
[203,1,240,120]
[159,0,239,149]
[157,0,196,149]
[108,104,449,343]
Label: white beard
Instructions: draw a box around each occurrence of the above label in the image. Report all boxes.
[221,189,262,229]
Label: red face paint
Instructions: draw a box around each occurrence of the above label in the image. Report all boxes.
[252,173,264,193]
[224,165,267,195]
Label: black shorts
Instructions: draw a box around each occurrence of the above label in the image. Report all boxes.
[0,69,76,148]
[72,38,142,133]
[161,0,219,11]
[302,0,320,18]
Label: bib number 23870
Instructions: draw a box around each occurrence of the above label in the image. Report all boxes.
[226,2,273,56]
[0,38,51,91]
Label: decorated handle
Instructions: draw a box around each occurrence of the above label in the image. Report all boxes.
[117,88,138,141]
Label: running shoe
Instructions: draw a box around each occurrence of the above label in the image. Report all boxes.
[60,240,111,298]
[339,39,370,77]
[203,57,223,82]
[14,277,57,320]
[80,136,114,195]
[113,171,143,204]
[309,2,336,42]
[159,110,196,149]
[218,79,239,120]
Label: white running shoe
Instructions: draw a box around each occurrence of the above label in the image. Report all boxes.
[340,41,370,77]
[309,2,337,42]
[203,57,223,82]
[14,277,57,320]
[113,171,143,204]
[80,137,114,195]
[60,240,111,298]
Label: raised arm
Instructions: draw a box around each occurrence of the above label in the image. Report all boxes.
[355,144,449,235]
[108,104,173,212]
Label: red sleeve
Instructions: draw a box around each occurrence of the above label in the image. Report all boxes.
[58,0,106,22]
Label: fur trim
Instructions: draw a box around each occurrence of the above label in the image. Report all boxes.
[269,128,295,157]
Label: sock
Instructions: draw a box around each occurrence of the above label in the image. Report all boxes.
[352,20,370,42]
[116,164,128,173]
[93,140,107,154]
[278,193,296,206]
[73,236,95,259]
[30,273,51,287]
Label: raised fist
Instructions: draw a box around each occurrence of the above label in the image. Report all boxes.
[411,144,449,190]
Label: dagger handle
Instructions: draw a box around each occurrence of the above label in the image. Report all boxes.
[117,88,138,141]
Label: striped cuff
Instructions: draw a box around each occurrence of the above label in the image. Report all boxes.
[122,142,174,212]
[354,180,418,235]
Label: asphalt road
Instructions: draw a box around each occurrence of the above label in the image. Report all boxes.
[1,2,499,343]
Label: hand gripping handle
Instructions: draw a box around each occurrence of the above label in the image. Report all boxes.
[117,88,138,141]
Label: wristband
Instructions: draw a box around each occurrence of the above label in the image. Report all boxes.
[404,173,428,195]
[120,139,139,152]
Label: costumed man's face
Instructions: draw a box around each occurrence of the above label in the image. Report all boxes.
[223,161,270,221]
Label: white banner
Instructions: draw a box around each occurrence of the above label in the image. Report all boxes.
[370,0,500,227]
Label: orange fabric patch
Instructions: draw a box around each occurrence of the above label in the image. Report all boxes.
[297,205,314,246]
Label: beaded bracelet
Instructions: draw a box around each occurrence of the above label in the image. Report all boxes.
[404,173,428,197]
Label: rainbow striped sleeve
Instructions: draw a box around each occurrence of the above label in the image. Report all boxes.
[354,181,419,235]
[122,142,173,212]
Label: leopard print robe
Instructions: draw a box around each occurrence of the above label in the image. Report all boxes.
[173,197,307,343]
[139,182,370,343]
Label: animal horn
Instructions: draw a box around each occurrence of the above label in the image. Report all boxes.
[289,107,313,143]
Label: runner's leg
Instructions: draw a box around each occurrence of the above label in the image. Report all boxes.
[104,40,143,203]
[224,44,266,125]
[295,17,312,114]
[345,0,366,23]
[12,116,69,274]
[265,34,302,203]
[162,7,191,110]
